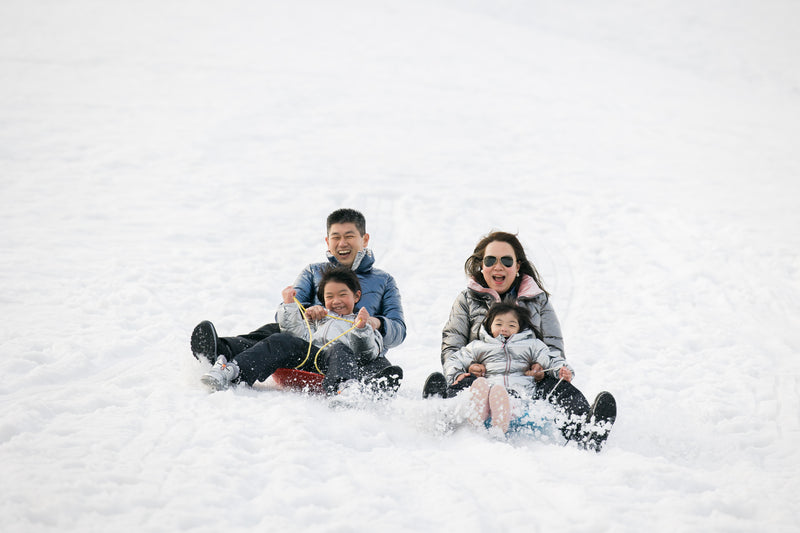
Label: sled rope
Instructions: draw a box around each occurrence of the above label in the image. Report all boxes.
[292,297,361,374]
[530,364,567,401]
[325,314,356,323]
[292,297,315,370]
[546,377,565,401]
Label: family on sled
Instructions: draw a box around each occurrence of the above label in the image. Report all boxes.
[189,208,617,451]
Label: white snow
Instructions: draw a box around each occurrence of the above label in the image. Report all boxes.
[2,0,799,531]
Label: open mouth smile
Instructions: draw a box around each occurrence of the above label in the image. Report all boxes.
[330,304,346,314]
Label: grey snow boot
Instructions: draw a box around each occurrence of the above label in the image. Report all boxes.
[201,355,240,391]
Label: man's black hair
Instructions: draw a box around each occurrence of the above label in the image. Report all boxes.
[326,208,366,236]
[317,265,362,304]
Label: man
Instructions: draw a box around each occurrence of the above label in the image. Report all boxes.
[191,208,406,389]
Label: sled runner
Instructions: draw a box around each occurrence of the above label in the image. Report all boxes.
[271,368,325,393]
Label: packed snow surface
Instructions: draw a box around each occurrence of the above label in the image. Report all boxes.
[2,1,799,531]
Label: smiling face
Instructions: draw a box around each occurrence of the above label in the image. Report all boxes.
[326,222,369,267]
[322,280,361,316]
[490,311,521,338]
[481,240,520,295]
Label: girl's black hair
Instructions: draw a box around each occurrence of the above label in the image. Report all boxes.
[482,300,542,340]
[317,266,362,304]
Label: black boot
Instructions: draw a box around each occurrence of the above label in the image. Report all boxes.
[583,391,617,452]
[422,372,448,399]
[190,320,219,364]
[365,365,403,396]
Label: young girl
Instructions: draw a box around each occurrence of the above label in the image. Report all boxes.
[201,266,384,394]
[443,302,572,434]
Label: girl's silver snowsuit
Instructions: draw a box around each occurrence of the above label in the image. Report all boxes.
[441,275,564,364]
[443,327,573,392]
[277,303,383,363]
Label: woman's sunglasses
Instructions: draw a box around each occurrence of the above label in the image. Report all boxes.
[483,255,515,268]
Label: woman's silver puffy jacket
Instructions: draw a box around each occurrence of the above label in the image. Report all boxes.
[443,327,572,390]
[441,275,565,364]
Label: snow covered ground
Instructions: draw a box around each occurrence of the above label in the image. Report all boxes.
[2,0,799,531]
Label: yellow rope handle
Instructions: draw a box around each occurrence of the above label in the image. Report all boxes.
[292,298,362,374]
[293,297,314,370]
[326,314,356,324]
[312,322,359,373]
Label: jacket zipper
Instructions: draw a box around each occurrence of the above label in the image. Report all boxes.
[503,338,510,388]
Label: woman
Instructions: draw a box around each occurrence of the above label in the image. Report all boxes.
[441,231,564,364]
[425,231,616,451]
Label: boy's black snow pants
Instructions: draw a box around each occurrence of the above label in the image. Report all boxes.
[232,333,384,394]
[219,323,394,384]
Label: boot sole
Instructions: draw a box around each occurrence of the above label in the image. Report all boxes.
[422,372,448,399]
[191,320,218,364]
[367,365,403,394]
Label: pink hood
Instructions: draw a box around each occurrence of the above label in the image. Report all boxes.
[467,274,543,302]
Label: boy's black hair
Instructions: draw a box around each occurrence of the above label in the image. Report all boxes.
[326,208,367,236]
[482,300,542,340]
[317,265,362,304]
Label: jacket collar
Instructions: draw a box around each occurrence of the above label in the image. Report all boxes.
[326,248,375,273]
[467,274,543,302]
[478,326,536,343]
